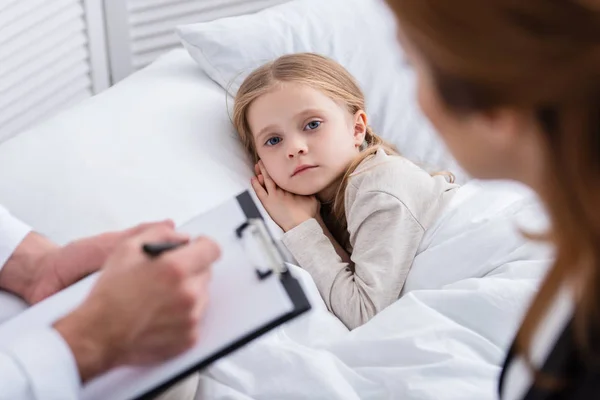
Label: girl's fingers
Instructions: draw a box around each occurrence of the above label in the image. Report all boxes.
[258,161,277,193]
[254,163,267,191]
[251,177,268,203]
[254,163,261,176]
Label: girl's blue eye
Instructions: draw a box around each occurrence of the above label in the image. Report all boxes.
[266,136,282,146]
[305,121,321,130]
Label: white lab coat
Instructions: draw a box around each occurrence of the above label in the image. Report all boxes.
[0,206,80,400]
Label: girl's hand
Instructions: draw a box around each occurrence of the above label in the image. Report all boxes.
[251,161,320,232]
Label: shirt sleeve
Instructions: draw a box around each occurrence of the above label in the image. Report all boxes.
[0,327,81,400]
[0,205,80,399]
[282,190,424,330]
[0,205,31,272]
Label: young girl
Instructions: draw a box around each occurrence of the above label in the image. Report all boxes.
[233,53,458,330]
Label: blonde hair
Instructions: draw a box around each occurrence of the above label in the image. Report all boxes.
[233,53,395,246]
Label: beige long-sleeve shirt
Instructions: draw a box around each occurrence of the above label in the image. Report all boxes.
[282,149,458,330]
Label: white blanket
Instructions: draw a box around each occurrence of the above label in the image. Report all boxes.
[195,181,552,399]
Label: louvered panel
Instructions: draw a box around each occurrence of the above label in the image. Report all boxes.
[1,70,91,128]
[0,17,86,78]
[106,0,290,82]
[2,84,91,141]
[0,0,74,44]
[0,31,87,93]
[0,50,90,121]
[0,4,83,61]
[0,0,101,142]
[0,1,16,13]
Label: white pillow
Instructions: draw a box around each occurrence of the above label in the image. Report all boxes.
[177,0,467,181]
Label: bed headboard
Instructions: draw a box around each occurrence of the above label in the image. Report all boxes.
[0,0,290,143]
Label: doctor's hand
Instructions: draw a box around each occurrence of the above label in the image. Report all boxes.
[26,220,177,304]
[54,224,220,383]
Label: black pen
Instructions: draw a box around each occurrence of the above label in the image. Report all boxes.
[142,242,186,257]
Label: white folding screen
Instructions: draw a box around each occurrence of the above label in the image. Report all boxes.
[0,0,109,142]
[104,0,290,82]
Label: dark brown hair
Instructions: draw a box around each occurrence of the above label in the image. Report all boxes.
[386,0,600,382]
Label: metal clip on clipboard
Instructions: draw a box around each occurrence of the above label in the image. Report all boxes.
[236,218,288,280]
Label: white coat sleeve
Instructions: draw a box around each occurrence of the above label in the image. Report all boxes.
[0,205,81,399]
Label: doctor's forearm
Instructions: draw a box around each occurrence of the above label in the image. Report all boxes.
[0,232,57,303]
[54,305,116,383]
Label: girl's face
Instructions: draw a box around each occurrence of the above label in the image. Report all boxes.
[247,82,367,198]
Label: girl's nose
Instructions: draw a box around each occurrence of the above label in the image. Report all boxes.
[287,138,308,158]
